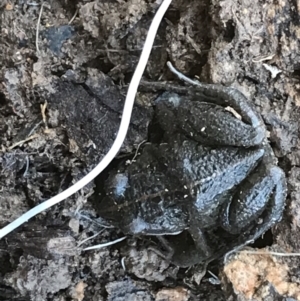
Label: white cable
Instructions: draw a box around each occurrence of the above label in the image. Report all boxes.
[0,0,173,239]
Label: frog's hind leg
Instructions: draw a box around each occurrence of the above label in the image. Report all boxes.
[220,162,287,244]
[243,165,286,244]
[167,61,266,146]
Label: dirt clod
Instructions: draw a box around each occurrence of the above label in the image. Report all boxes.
[223,250,300,300]
[155,287,192,301]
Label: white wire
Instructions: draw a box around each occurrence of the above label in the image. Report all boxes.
[0,0,173,239]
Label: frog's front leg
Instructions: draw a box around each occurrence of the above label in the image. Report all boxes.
[144,196,221,267]
[187,217,212,257]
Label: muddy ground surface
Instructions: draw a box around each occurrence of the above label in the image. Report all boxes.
[1,0,300,300]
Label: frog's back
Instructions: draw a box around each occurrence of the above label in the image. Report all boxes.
[169,139,265,211]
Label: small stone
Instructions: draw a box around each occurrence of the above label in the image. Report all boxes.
[155,287,191,301]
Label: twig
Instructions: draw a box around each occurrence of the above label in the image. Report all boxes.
[126,139,146,165]
[36,2,45,53]
[8,134,39,150]
[121,257,126,271]
[75,212,114,228]
[77,230,103,247]
[0,0,173,239]
[40,101,48,129]
[207,270,221,285]
[252,53,275,63]
[23,156,30,177]
[167,61,201,85]
[98,112,108,124]
[83,236,127,251]
[68,7,79,25]
[27,121,42,137]
[238,249,300,257]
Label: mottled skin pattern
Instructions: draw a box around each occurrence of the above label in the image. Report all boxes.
[96,81,287,267]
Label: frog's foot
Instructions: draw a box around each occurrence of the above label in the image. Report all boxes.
[220,162,287,243]
[150,232,214,268]
[148,236,174,262]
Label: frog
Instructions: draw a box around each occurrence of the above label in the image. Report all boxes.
[94,62,287,267]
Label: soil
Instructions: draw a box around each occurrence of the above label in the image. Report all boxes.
[0,0,300,300]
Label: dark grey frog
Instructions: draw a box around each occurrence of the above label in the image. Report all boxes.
[95,63,287,267]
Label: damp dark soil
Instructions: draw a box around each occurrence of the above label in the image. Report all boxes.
[1,1,300,300]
